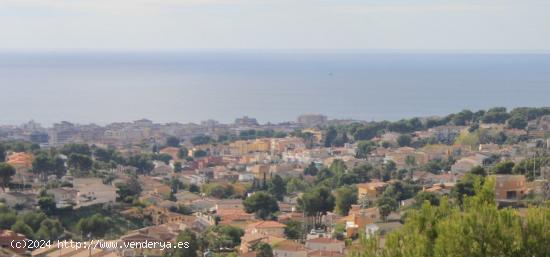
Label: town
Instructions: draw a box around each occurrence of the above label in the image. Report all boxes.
[0,108,548,257]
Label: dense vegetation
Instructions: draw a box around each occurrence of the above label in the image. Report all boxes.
[351,178,550,257]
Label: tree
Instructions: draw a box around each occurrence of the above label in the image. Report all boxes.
[166,136,181,147]
[0,163,15,191]
[11,220,34,239]
[283,220,303,240]
[452,109,474,125]
[286,178,308,194]
[324,127,338,147]
[191,135,211,146]
[377,195,398,221]
[267,175,286,200]
[116,175,142,203]
[173,229,198,257]
[329,159,347,175]
[356,140,376,159]
[174,162,183,173]
[193,150,207,158]
[0,210,17,229]
[315,168,334,183]
[482,107,510,124]
[397,134,412,147]
[334,187,358,216]
[127,154,154,174]
[21,212,47,232]
[414,191,440,207]
[350,164,373,183]
[507,115,527,129]
[34,219,64,241]
[243,192,279,220]
[491,161,515,174]
[67,154,93,174]
[178,147,189,159]
[352,178,550,257]
[32,152,66,180]
[61,143,91,156]
[76,214,111,238]
[38,195,57,215]
[203,183,234,199]
[201,225,244,250]
[0,144,5,162]
[405,155,417,179]
[299,187,335,225]
[304,162,319,176]
[154,153,172,164]
[470,166,487,177]
[255,243,273,257]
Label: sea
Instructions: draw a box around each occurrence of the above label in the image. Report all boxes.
[0,51,549,126]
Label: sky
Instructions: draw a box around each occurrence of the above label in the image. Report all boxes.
[0,0,549,51]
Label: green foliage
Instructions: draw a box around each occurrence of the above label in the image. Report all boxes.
[203,183,235,199]
[507,115,527,129]
[315,168,334,183]
[451,109,474,125]
[335,186,358,216]
[153,153,173,164]
[376,195,398,221]
[298,187,335,222]
[93,146,124,164]
[32,151,66,179]
[116,175,142,203]
[193,149,208,158]
[191,135,212,146]
[34,218,64,241]
[11,220,34,239]
[414,191,440,207]
[353,177,550,257]
[243,192,279,220]
[267,175,286,200]
[0,163,16,190]
[21,212,47,232]
[166,136,181,147]
[61,143,91,156]
[173,229,198,257]
[174,161,183,173]
[76,214,112,238]
[0,211,17,229]
[350,164,373,183]
[127,154,154,174]
[397,134,412,147]
[324,127,338,147]
[424,158,454,174]
[356,140,376,159]
[491,161,515,174]
[482,107,510,124]
[0,144,5,162]
[303,162,319,176]
[451,173,482,205]
[38,194,57,215]
[283,220,303,240]
[201,225,244,251]
[178,147,189,159]
[67,153,93,174]
[255,243,274,257]
[286,177,309,194]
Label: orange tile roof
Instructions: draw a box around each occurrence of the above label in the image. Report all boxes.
[249,220,286,229]
[306,238,342,244]
[274,240,307,252]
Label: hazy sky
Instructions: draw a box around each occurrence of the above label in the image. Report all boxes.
[1,0,549,51]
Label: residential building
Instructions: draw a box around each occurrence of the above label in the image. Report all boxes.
[305,238,345,253]
[493,175,527,201]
